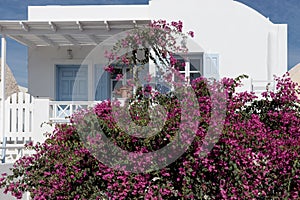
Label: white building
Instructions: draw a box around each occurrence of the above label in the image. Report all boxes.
[0,0,287,162]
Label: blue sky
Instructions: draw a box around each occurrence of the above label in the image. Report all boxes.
[0,0,299,87]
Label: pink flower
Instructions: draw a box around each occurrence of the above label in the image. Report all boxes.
[44,172,51,176]
[122,56,130,65]
[104,50,115,60]
[169,55,177,66]
[104,65,114,73]
[116,74,123,81]
[121,39,128,47]
[188,31,194,38]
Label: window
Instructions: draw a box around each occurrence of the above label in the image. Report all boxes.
[174,54,203,83]
[111,67,132,99]
[95,62,153,100]
[95,64,134,100]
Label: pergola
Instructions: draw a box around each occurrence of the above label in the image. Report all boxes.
[0,19,150,143]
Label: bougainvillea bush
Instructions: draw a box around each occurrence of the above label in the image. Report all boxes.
[0,74,300,199]
[1,20,300,199]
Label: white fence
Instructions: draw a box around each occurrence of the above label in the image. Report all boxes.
[5,92,33,137]
[0,93,99,163]
[1,92,37,163]
[0,93,55,163]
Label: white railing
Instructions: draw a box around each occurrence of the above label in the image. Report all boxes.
[251,79,276,94]
[49,101,98,123]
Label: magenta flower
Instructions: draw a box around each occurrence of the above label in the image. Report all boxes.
[188,31,194,38]
[116,73,123,81]
[104,65,114,73]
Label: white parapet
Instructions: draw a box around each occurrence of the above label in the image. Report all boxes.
[33,97,53,143]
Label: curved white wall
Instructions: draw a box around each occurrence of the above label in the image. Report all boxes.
[149,0,287,82]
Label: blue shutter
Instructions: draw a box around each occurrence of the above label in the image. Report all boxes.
[203,53,219,80]
[95,65,110,101]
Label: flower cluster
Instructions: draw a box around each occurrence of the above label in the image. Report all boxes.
[0,74,299,199]
[0,19,299,199]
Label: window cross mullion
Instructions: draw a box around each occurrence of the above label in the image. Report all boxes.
[186,61,190,82]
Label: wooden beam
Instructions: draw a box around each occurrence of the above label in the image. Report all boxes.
[133,20,137,28]
[63,35,79,45]
[76,21,83,31]
[36,35,57,47]
[88,35,100,44]
[8,35,36,48]
[1,28,125,36]
[49,21,57,32]
[20,22,29,32]
[104,21,110,31]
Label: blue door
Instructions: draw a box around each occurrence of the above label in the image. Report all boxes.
[56,65,88,101]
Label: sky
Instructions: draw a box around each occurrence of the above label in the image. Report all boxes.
[0,0,299,87]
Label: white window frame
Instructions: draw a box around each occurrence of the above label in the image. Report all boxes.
[175,54,203,84]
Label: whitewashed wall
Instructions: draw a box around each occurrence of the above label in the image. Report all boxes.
[149,0,287,82]
[28,46,95,100]
[28,0,287,93]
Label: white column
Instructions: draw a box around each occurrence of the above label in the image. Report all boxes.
[1,35,6,134]
[267,31,277,81]
[276,24,288,76]
[1,35,6,162]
